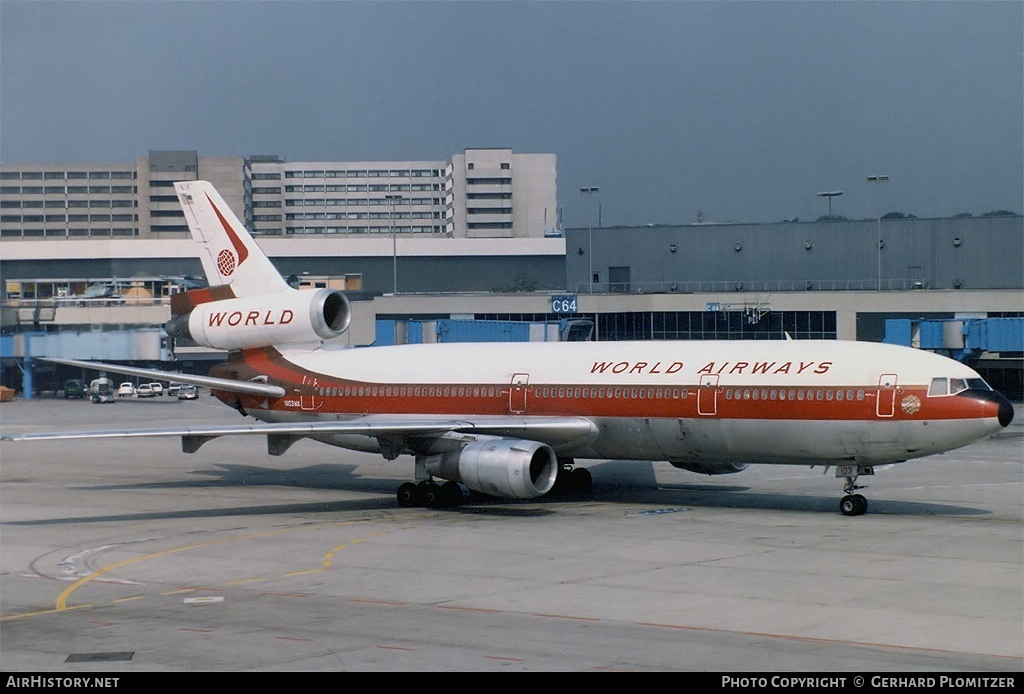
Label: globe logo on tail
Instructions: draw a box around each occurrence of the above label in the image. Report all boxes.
[217,249,237,276]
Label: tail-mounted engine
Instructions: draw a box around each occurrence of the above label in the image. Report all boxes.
[165,288,351,351]
[423,438,559,499]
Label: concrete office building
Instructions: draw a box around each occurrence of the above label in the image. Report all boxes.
[0,148,558,240]
[1,149,564,295]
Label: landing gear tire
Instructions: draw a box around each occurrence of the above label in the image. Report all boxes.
[570,467,592,494]
[552,465,592,497]
[440,481,463,506]
[840,494,868,516]
[397,482,419,507]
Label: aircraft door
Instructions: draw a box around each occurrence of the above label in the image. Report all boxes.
[876,373,897,417]
[698,374,719,416]
[509,373,529,413]
[300,375,320,411]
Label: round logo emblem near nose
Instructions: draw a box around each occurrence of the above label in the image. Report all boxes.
[217,249,237,276]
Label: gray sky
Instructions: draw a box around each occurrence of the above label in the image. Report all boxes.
[2,1,1021,227]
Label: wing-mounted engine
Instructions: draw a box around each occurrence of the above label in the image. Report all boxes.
[165,288,351,351]
[669,461,749,475]
[422,438,559,499]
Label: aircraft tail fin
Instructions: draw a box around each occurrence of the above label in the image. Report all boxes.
[174,180,290,298]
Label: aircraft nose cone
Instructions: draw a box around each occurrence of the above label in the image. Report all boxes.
[998,398,1014,428]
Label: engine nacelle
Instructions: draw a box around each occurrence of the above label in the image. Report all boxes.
[166,288,351,351]
[424,438,559,499]
[669,461,749,476]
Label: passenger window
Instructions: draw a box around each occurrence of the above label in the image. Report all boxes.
[928,378,948,396]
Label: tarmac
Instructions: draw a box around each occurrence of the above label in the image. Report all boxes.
[1,395,1021,672]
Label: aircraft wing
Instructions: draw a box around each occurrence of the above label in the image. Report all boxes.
[35,357,286,398]
[1,414,599,456]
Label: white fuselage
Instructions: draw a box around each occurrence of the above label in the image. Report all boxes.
[230,339,1005,466]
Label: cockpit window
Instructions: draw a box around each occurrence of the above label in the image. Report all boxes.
[929,376,992,397]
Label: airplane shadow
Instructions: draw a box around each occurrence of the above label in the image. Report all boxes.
[4,457,992,526]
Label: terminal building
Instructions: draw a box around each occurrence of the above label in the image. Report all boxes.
[1,149,1021,398]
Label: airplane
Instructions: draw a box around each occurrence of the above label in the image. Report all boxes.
[2,181,1014,516]
[54,282,123,305]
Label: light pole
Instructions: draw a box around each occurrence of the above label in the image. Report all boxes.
[579,186,599,293]
[385,194,401,294]
[817,191,842,219]
[866,175,889,291]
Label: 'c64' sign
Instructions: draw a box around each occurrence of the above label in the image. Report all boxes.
[551,295,578,314]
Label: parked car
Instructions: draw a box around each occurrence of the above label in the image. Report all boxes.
[136,383,154,398]
[117,382,135,397]
[166,384,182,397]
[64,379,88,399]
[148,382,164,396]
[177,385,199,400]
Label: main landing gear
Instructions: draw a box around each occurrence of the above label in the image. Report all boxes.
[396,480,464,508]
[837,464,875,516]
[551,459,593,497]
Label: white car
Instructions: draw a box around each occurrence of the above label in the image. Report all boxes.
[148,382,164,396]
[117,382,135,397]
[136,383,154,398]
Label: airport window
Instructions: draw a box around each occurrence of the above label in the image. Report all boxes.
[21,172,42,179]
[67,172,87,179]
